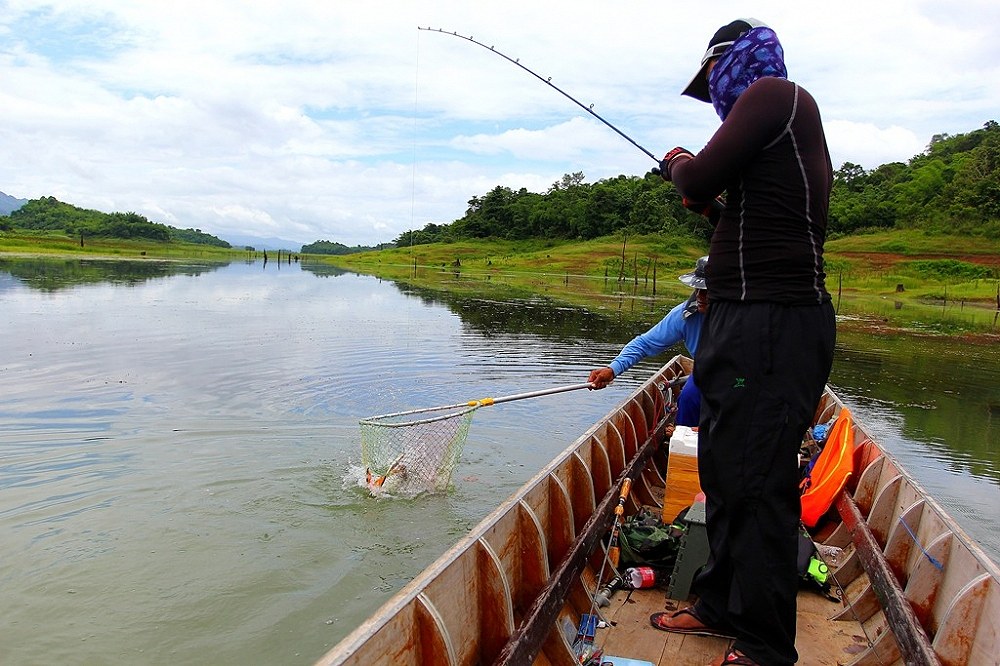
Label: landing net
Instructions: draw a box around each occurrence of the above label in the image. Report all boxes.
[359,402,479,494]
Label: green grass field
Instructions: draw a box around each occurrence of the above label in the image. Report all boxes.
[0,230,247,261]
[4,228,999,337]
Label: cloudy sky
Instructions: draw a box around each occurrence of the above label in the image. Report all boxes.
[1,1,998,248]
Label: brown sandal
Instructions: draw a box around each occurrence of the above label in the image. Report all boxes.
[649,606,735,638]
[710,648,760,665]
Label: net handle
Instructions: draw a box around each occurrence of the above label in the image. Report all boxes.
[482,382,595,406]
[360,382,595,424]
[360,403,479,428]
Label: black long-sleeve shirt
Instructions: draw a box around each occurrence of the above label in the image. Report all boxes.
[672,77,833,305]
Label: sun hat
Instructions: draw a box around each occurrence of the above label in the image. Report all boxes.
[678,256,708,290]
[681,18,768,102]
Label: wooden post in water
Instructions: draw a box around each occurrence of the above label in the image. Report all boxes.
[652,258,657,296]
[837,270,843,313]
[619,236,627,283]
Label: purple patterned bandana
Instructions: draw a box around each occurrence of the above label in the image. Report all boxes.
[707,26,787,121]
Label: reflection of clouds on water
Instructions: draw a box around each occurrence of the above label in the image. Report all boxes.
[2,257,999,664]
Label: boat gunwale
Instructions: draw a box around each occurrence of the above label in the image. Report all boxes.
[317,356,686,664]
[319,358,1000,666]
[824,387,1000,582]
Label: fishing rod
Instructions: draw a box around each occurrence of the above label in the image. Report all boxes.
[418,27,658,163]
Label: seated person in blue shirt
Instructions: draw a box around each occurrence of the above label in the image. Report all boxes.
[588,256,708,427]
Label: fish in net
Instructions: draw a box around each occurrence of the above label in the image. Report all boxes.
[359,383,594,496]
[360,403,478,495]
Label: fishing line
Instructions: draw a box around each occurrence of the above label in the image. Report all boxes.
[418,27,658,163]
[812,539,884,665]
[897,516,944,570]
[410,28,421,257]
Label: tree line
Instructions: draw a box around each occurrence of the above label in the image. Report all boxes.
[394,171,705,247]
[3,196,230,247]
[4,121,996,250]
[830,121,999,236]
[393,121,1000,247]
[300,239,392,255]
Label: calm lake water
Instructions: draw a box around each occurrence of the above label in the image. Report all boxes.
[2,257,998,666]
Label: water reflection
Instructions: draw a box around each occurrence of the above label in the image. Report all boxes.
[388,282,659,343]
[370,269,1000,561]
[366,272,1000,533]
[299,262,350,278]
[0,257,227,292]
[832,330,1000,484]
[1,256,998,666]
[834,291,1000,335]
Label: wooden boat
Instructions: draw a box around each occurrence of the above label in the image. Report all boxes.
[316,356,1000,666]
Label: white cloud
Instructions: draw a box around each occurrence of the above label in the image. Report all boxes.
[1,0,998,247]
[824,121,926,171]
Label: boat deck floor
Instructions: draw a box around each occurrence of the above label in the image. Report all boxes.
[593,585,864,666]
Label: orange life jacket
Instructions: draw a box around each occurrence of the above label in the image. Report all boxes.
[800,407,855,528]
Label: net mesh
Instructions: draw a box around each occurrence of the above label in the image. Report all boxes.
[359,403,478,494]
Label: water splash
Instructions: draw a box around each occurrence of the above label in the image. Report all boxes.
[342,463,428,499]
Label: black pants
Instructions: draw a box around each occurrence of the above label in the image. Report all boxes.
[692,300,835,665]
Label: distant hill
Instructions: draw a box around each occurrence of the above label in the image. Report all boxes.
[222,232,304,252]
[8,196,230,247]
[1,191,28,216]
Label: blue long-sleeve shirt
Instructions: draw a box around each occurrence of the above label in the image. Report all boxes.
[609,300,703,377]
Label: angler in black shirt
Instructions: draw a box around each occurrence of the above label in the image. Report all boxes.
[651,18,837,666]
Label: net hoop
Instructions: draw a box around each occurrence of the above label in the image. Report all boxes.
[357,384,592,495]
[358,402,481,429]
[358,402,482,494]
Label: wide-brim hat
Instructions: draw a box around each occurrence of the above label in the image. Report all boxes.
[678,256,709,290]
[681,18,768,102]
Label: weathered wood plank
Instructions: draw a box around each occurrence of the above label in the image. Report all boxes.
[490,417,671,666]
[835,491,942,666]
[932,574,991,666]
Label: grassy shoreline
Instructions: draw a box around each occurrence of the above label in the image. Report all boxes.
[307,231,1000,340]
[0,231,251,261]
[4,229,1000,339]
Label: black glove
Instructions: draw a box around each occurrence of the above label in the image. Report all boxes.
[658,147,694,181]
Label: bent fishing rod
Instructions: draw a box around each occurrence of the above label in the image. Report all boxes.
[418,27,658,163]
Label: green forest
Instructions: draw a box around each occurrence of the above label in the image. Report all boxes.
[300,239,389,255]
[2,121,997,252]
[394,121,1000,247]
[1,196,230,248]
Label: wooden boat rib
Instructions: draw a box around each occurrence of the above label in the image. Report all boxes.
[317,356,1000,666]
